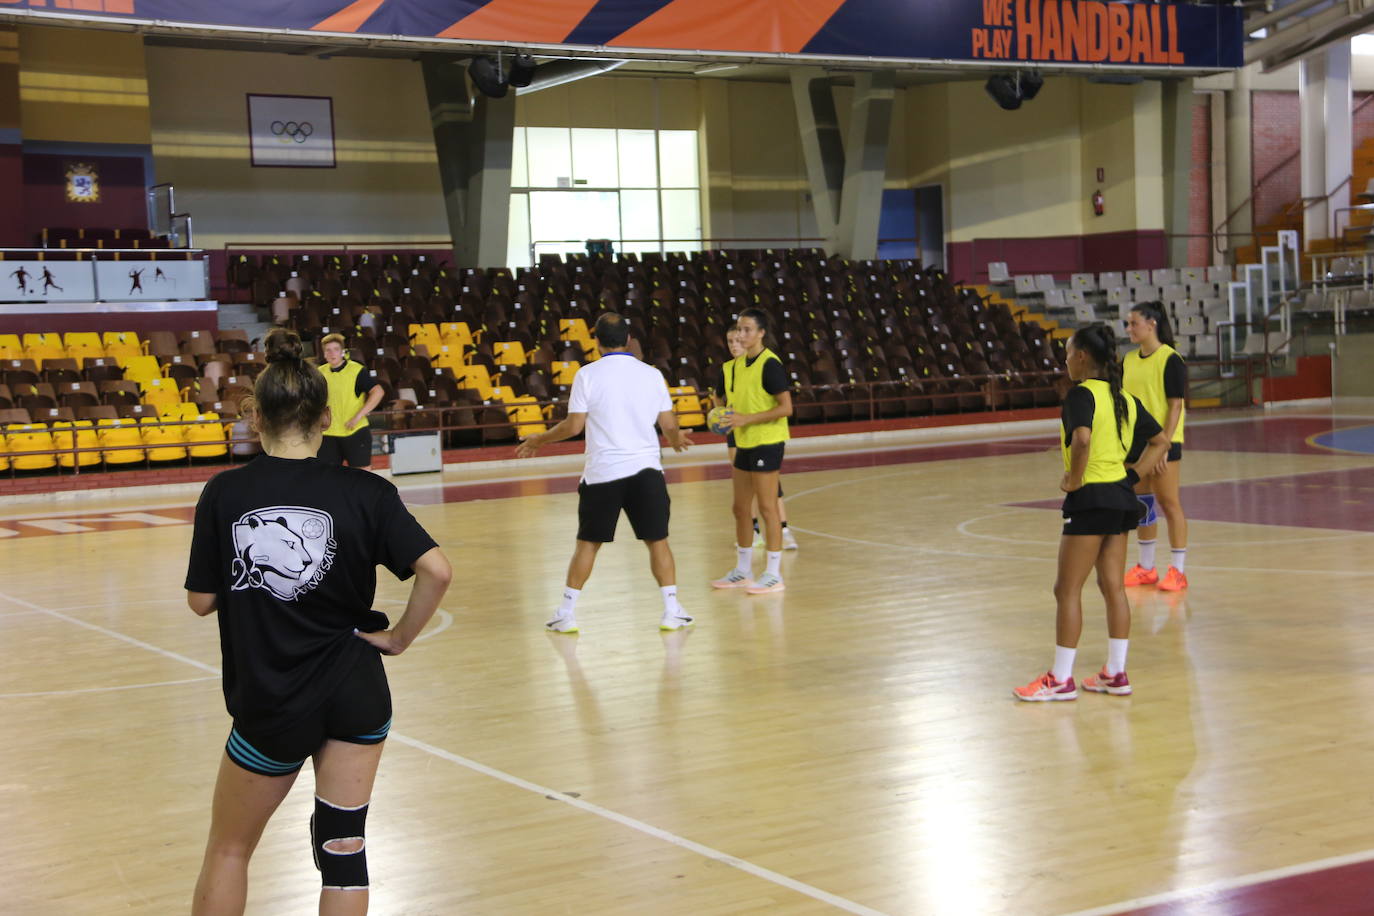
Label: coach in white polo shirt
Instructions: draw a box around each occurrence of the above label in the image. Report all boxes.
[516,312,694,633]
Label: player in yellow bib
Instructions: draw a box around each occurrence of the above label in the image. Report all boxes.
[710,308,792,595]
[1122,302,1189,591]
[1014,325,1169,702]
[316,333,384,469]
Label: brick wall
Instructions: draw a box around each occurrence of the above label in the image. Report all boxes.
[1250,90,1300,230]
[1188,95,1212,267]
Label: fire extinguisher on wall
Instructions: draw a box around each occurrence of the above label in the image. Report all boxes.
[1092,189,1105,217]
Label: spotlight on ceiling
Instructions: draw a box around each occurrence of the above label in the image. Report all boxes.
[468,55,508,98]
[508,53,537,88]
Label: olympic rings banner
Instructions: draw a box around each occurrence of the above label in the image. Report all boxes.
[247,94,335,169]
[0,1,1244,70]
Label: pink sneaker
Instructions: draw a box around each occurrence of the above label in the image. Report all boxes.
[745,573,785,595]
[1082,667,1132,696]
[1013,671,1077,702]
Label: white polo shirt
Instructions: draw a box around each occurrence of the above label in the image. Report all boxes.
[567,352,674,485]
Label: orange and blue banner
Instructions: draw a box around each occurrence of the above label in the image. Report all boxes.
[0,0,1243,68]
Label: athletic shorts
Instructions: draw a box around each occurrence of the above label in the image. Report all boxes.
[1062,508,1139,537]
[577,468,670,543]
[318,427,373,468]
[226,651,392,777]
[1168,442,1183,462]
[733,442,785,473]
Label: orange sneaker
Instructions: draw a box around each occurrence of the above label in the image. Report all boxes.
[1082,667,1132,696]
[1124,564,1159,587]
[1012,671,1077,702]
[1158,566,1188,591]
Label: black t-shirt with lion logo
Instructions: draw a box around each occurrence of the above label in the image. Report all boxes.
[185,455,437,734]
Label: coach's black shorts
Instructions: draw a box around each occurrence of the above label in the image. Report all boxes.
[226,651,392,777]
[1062,508,1139,537]
[1167,442,1183,462]
[318,427,373,467]
[577,468,670,543]
[733,442,785,473]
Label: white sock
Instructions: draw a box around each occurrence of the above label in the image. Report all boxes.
[558,587,580,616]
[1138,539,1157,571]
[661,586,680,613]
[736,546,752,574]
[1106,638,1129,676]
[1052,645,1077,683]
[1171,548,1186,574]
[765,550,782,577]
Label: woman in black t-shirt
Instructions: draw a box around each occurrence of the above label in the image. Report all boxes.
[185,328,451,914]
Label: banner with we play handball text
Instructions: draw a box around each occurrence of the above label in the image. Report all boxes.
[0,0,1244,70]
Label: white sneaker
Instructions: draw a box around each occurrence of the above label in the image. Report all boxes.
[659,609,695,631]
[711,568,754,589]
[545,611,579,633]
[781,527,798,550]
[746,573,785,595]
[751,529,764,548]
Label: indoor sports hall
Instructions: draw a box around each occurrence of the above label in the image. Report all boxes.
[3,1,1374,914]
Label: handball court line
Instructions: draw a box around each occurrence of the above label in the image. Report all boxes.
[0,587,889,916]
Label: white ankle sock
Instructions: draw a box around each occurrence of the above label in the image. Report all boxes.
[1052,645,1077,683]
[558,587,580,615]
[1171,549,1186,574]
[736,546,753,574]
[1138,539,1157,570]
[1106,638,1129,676]
[661,586,680,613]
[765,550,782,577]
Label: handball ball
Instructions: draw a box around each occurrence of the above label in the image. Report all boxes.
[707,407,734,435]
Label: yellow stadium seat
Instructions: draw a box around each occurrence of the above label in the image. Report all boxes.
[551,361,580,386]
[490,386,516,403]
[51,420,100,468]
[140,377,182,411]
[123,355,163,385]
[0,334,23,360]
[492,341,526,367]
[102,331,145,364]
[22,332,65,367]
[669,386,706,428]
[161,402,200,421]
[141,416,188,463]
[455,364,492,392]
[559,318,591,344]
[64,333,105,364]
[5,422,58,470]
[432,345,465,371]
[185,412,228,459]
[0,430,7,471]
[505,397,546,438]
[437,322,473,349]
[408,323,442,355]
[97,418,145,464]
[583,344,600,362]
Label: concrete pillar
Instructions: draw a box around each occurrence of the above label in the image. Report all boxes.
[1209,91,1228,267]
[790,68,845,249]
[698,80,734,247]
[1161,78,1195,268]
[1326,41,1353,241]
[1299,43,1351,245]
[835,70,894,261]
[1224,65,1253,254]
[421,54,514,268]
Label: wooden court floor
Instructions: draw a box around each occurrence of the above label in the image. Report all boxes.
[3,402,1374,915]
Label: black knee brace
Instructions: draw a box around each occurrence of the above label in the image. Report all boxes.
[310,796,369,890]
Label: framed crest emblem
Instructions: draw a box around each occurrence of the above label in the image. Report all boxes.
[65,163,100,204]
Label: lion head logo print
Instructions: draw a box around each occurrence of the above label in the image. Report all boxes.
[230,506,336,600]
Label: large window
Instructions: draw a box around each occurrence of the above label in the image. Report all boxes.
[507,127,701,268]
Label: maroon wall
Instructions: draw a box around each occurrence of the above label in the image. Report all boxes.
[21,152,148,244]
[0,142,21,247]
[948,230,1168,285]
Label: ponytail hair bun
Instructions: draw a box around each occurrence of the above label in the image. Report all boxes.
[264,328,304,364]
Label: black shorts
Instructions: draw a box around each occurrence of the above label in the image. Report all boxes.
[1168,442,1183,462]
[726,431,736,449]
[226,651,392,777]
[318,427,373,468]
[733,442,785,473]
[577,467,670,543]
[1062,508,1139,537]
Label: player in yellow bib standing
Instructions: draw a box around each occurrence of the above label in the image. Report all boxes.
[711,308,793,595]
[1122,302,1190,591]
[316,333,385,469]
[1014,325,1169,701]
